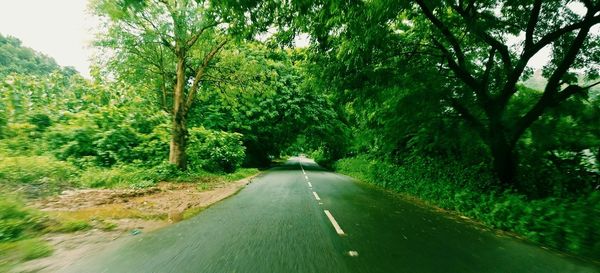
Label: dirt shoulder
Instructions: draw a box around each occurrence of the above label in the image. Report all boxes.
[12,173,260,273]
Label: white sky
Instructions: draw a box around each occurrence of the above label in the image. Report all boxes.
[0,1,595,78]
[0,0,98,77]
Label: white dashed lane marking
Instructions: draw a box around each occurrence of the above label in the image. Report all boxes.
[312,191,321,201]
[324,210,345,235]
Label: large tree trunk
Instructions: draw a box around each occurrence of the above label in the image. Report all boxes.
[169,57,188,169]
[488,132,517,187]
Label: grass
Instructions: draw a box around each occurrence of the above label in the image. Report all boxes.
[78,166,156,189]
[195,168,259,191]
[182,207,206,220]
[46,219,92,233]
[17,238,53,261]
[48,204,167,222]
[0,237,53,271]
[222,168,260,181]
[0,156,78,197]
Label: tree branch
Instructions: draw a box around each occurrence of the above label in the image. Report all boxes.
[524,0,542,50]
[583,80,600,90]
[526,15,600,61]
[511,18,594,145]
[482,47,496,90]
[498,12,600,109]
[544,14,595,95]
[451,4,512,73]
[186,22,220,48]
[185,39,229,111]
[433,39,480,91]
[416,0,467,67]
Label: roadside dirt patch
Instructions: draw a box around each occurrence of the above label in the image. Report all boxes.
[34,175,257,219]
[13,174,259,273]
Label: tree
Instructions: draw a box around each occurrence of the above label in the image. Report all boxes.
[262,0,600,186]
[413,0,600,185]
[94,0,229,169]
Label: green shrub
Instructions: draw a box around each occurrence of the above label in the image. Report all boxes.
[130,124,170,167]
[45,110,170,168]
[0,123,44,156]
[0,156,78,195]
[46,122,99,162]
[334,156,600,259]
[93,125,141,166]
[187,127,245,173]
[28,113,52,132]
[0,196,46,242]
[78,165,154,189]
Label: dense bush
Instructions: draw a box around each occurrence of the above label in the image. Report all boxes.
[45,117,100,163]
[130,124,170,167]
[44,110,170,168]
[187,127,245,173]
[334,156,600,259]
[0,123,44,156]
[0,156,78,196]
[93,126,141,166]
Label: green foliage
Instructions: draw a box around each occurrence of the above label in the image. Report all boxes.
[0,123,43,156]
[78,165,158,189]
[335,156,600,259]
[0,196,46,242]
[189,44,343,166]
[47,219,92,233]
[94,125,141,166]
[18,238,53,261]
[221,168,259,181]
[267,0,600,188]
[0,34,60,77]
[187,127,245,173]
[46,119,100,163]
[44,107,170,168]
[27,113,52,132]
[0,196,53,268]
[130,122,170,167]
[0,156,78,196]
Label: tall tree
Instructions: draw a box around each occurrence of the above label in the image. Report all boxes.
[94,0,229,169]
[413,0,600,185]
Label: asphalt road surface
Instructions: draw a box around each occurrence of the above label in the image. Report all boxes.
[60,157,600,273]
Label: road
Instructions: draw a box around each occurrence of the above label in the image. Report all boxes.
[60,157,599,273]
